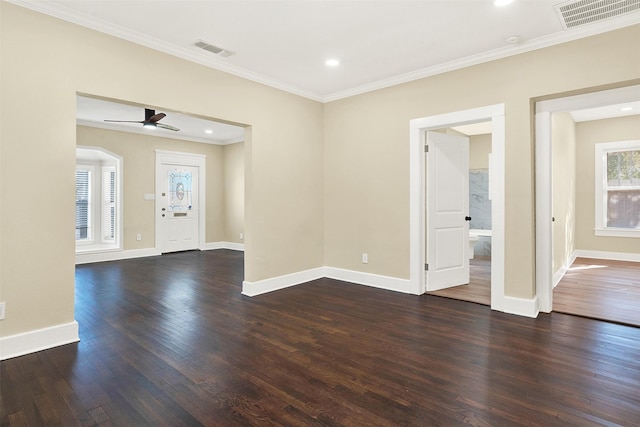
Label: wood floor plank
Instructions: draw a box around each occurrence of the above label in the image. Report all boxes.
[1,250,639,426]
[554,257,640,327]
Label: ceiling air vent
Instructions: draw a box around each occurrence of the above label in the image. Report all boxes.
[554,0,640,29]
[195,40,235,58]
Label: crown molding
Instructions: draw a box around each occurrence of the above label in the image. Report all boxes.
[322,14,640,102]
[6,0,323,102]
[7,0,640,104]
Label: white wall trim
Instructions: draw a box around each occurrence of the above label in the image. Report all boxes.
[9,0,639,103]
[0,321,79,361]
[203,242,245,251]
[242,268,324,297]
[409,104,506,313]
[502,296,540,318]
[76,248,161,264]
[324,267,414,294]
[553,252,578,288]
[574,249,640,263]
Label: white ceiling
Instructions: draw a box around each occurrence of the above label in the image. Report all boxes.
[10,0,639,139]
[77,95,246,144]
[11,0,640,102]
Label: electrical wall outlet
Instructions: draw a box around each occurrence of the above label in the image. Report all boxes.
[136,233,142,241]
[362,253,368,264]
[240,232,244,240]
[0,302,6,320]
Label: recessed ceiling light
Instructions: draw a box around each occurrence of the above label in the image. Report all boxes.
[205,129,213,134]
[494,0,514,6]
[325,59,340,67]
[621,107,633,112]
[506,35,520,44]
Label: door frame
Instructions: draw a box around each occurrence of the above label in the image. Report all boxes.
[409,104,505,311]
[534,84,640,313]
[155,150,207,253]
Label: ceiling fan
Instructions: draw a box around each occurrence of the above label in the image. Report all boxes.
[104,108,180,131]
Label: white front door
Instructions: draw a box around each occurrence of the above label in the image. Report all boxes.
[158,164,199,253]
[425,131,470,291]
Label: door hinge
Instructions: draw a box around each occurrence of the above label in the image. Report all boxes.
[424,263,429,271]
[424,145,429,153]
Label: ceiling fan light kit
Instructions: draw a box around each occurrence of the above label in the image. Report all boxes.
[104,108,180,132]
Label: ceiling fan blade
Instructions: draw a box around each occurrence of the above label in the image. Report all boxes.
[156,123,180,132]
[104,119,144,123]
[148,113,167,123]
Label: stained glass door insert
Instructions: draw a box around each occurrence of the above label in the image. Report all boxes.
[168,171,192,211]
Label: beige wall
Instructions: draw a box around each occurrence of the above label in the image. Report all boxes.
[575,115,640,254]
[470,133,492,170]
[551,113,577,275]
[1,1,639,340]
[324,25,640,298]
[0,3,323,337]
[223,142,245,243]
[76,126,235,248]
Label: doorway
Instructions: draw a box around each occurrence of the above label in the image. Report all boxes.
[426,125,493,305]
[409,104,506,312]
[75,94,247,264]
[535,84,640,314]
[156,152,205,253]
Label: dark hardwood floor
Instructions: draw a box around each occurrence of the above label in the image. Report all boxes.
[427,256,491,306]
[2,250,639,426]
[554,257,640,327]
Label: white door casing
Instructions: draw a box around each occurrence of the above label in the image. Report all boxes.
[426,131,470,291]
[409,104,505,312]
[534,85,640,313]
[155,150,206,254]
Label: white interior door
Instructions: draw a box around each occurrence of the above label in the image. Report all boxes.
[426,131,470,291]
[158,164,199,253]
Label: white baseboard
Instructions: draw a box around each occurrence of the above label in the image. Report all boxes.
[324,267,414,294]
[501,295,539,318]
[203,242,245,251]
[574,249,640,263]
[242,267,324,297]
[0,321,80,361]
[76,248,160,264]
[553,252,578,288]
[76,243,245,264]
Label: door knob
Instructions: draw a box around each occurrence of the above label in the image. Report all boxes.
[465,216,472,221]
[162,208,166,211]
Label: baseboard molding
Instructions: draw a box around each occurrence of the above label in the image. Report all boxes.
[324,267,414,294]
[76,248,160,264]
[203,242,245,251]
[501,295,539,318]
[553,252,578,288]
[574,249,640,263]
[242,267,324,297]
[0,321,80,361]
[76,243,245,264]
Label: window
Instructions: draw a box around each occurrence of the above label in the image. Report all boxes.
[75,167,92,241]
[594,140,640,237]
[76,147,122,252]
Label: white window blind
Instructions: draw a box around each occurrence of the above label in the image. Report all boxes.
[75,168,91,241]
[102,167,116,242]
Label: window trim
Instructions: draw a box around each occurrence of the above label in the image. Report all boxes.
[594,140,640,238]
[76,146,123,253]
